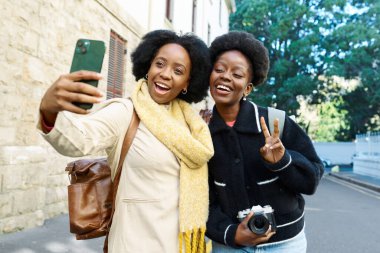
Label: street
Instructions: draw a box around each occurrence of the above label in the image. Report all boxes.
[1,174,380,253]
[304,175,380,253]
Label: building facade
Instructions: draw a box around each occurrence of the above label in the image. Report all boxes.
[0,0,234,234]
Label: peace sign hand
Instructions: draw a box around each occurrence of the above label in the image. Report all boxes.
[259,116,285,164]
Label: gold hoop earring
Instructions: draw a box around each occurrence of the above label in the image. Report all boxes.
[145,74,148,80]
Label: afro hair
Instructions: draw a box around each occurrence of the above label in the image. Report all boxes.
[209,31,269,86]
[131,30,211,103]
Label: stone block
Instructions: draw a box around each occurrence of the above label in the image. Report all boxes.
[45,187,67,205]
[0,210,44,234]
[0,193,12,218]
[0,146,46,166]
[46,174,69,188]
[26,56,51,85]
[0,127,16,146]
[2,165,48,196]
[9,28,39,57]
[5,47,25,66]
[44,202,67,219]
[13,187,46,214]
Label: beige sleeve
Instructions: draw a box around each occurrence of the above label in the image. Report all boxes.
[37,98,133,158]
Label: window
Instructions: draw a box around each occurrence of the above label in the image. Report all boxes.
[166,0,173,22]
[207,24,211,45]
[219,0,222,26]
[192,0,198,32]
[107,30,127,99]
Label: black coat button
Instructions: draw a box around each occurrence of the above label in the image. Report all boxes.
[234,158,240,164]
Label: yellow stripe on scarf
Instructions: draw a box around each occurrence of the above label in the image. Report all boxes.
[179,227,209,253]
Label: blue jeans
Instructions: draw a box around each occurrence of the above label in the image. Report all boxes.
[211,229,307,253]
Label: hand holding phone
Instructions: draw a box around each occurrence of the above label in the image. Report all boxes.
[70,39,106,110]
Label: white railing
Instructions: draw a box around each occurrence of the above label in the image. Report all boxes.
[355,131,380,156]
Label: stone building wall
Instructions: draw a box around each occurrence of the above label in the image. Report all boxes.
[0,0,145,234]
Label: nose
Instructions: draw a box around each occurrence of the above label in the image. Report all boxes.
[220,70,231,81]
[159,67,171,80]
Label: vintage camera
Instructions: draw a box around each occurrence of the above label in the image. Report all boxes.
[237,205,277,235]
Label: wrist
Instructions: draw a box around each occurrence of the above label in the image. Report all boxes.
[39,107,57,133]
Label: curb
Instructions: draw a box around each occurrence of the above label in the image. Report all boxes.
[328,172,380,193]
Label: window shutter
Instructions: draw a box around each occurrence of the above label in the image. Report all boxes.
[107,31,126,99]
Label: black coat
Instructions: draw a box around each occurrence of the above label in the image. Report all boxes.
[206,100,324,248]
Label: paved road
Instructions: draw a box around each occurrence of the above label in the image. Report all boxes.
[304,175,380,253]
[1,174,380,253]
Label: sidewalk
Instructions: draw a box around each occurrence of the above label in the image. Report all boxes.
[0,214,104,253]
[1,168,380,253]
[328,171,380,193]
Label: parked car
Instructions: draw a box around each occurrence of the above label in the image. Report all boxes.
[320,157,332,167]
[351,153,358,166]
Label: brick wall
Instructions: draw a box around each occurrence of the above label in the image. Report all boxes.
[0,0,145,234]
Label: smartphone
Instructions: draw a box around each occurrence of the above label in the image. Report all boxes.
[70,39,106,110]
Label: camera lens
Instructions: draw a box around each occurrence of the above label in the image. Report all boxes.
[80,46,87,54]
[254,216,266,229]
[248,215,269,235]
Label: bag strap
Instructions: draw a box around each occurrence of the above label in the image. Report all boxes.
[113,108,139,193]
[268,107,285,139]
[104,109,139,252]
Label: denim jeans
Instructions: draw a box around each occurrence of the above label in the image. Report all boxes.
[211,229,307,253]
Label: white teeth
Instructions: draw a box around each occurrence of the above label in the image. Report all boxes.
[216,84,231,91]
[156,82,169,89]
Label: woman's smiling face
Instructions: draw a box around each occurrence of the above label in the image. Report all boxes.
[209,50,253,107]
[146,43,191,104]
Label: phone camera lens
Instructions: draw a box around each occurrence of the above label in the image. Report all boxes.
[77,41,84,47]
[80,47,87,54]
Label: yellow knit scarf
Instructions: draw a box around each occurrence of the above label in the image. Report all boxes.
[131,79,214,253]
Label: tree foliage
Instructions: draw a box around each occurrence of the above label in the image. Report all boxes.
[230,0,379,140]
[310,98,349,142]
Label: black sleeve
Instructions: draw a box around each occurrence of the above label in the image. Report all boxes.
[262,116,324,195]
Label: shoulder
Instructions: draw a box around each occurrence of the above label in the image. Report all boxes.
[93,97,133,112]
[88,97,134,134]
[245,101,268,121]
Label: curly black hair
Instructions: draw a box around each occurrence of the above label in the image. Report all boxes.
[131,30,211,103]
[209,31,269,86]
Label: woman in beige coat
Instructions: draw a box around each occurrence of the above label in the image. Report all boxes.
[38,30,214,253]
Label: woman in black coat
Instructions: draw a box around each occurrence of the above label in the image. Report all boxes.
[206,31,324,253]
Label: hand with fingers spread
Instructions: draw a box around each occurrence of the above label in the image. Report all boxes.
[235,212,276,247]
[39,70,104,126]
[259,116,285,163]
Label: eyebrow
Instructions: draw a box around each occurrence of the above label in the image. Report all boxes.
[215,61,249,72]
[155,56,188,71]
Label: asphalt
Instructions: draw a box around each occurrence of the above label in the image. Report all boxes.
[0,167,379,253]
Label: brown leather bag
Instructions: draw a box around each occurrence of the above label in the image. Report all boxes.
[65,110,139,243]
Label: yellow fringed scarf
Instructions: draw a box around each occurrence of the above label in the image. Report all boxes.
[131,79,214,253]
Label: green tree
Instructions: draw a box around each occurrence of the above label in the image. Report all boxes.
[309,98,349,142]
[326,0,380,138]
[231,0,379,140]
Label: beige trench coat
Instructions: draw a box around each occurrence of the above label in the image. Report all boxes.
[38,98,181,253]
